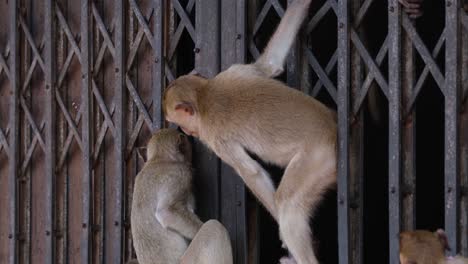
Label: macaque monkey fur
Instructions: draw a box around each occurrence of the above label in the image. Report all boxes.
[399,229,468,264]
[399,0,424,19]
[163,0,336,263]
[130,128,232,264]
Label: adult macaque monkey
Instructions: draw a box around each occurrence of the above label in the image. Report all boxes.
[163,0,337,263]
[129,128,232,264]
[399,229,468,264]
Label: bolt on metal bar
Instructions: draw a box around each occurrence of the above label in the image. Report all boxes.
[153,0,165,131]
[401,16,416,231]
[113,0,126,263]
[8,0,19,263]
[388,0,402,263]
[44,0,56,262]
[80,0,92,262]
[444,0,460,254]
[337,0,350,263]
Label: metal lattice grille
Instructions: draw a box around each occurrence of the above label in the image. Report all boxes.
[0,1,466,264]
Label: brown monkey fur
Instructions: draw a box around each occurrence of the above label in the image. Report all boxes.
[130,128,232,264]
[400,229,468,264]
[163,1,336,263]
[399,0,424,19]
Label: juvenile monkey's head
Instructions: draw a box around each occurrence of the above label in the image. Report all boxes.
[399,229,449,264]
[146,128,192,163]
[163,74,208,137]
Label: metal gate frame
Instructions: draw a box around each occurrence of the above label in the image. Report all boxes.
[0,0,467,263]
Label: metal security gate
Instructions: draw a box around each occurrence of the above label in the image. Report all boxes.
[0,0,466,264]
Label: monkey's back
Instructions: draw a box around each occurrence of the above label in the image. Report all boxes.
[131,162,190,264]
[201,65,337,167]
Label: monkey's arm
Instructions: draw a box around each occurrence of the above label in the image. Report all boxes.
[213,142,278,221]
[254,0,312,78]
[156,194,203,240]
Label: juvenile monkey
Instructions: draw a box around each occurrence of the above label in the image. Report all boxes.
[163,0,336,263]
[400,229,468,264]
[130,128,232,264]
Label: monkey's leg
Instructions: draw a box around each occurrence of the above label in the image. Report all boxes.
[180,220,233,264]
[255,0,312,77]
[156,203,203,240]
[275,152,336,264]
[212,142,278,221]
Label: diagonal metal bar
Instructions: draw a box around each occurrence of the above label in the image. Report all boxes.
[21,57,40,92]
[0,127,9,153]
[20,122,46,177]
[92,104,115,167]
[253,1,273,35]
[0,52,11,80]
[93,41,111,77]
[18,16,46,70]
[125,76,153,128]
[172,0,196,41]
[126,27,146,71]
[350,30,389,97]
[306,1,335,33]
[311,50,337,97]
[406,29,446,115]
[355,0,373,27]
[306,49,337,101]
[55,3,82,64]
[168,0,196,59]
[57,50,76,87]
[353,36,389,114]
[56,106,83,171]
[125,113,145,160]
[165,63,176,82]
[92,3,116,57]
[91,80,117,135]
[270,0,285,17]
[55,91,84,150]
[19,98,46,149]
[129,0,156,50]
[402,15,445,93]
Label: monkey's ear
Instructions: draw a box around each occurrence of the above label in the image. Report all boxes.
[137,147,148,162]
[435,229,450,251]
[175,102,195,116]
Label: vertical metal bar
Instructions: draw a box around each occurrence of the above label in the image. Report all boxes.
[8,0,19,263]
[220,1,247,263]
[337,0,350,263]
[349,1,364,263]
[153,0,165,131]
[81,0,92,262]
[444,0,460,254]
[460,10,468,255]
[401,20,416,231]
[44,0,56,262]
[114,0,125,263]
[388,0,402,263]
[194,0,221,220]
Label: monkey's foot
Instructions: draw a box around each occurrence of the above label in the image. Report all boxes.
[279,256,297,264]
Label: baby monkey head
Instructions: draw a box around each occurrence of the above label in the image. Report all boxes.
[146,128,192,163]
